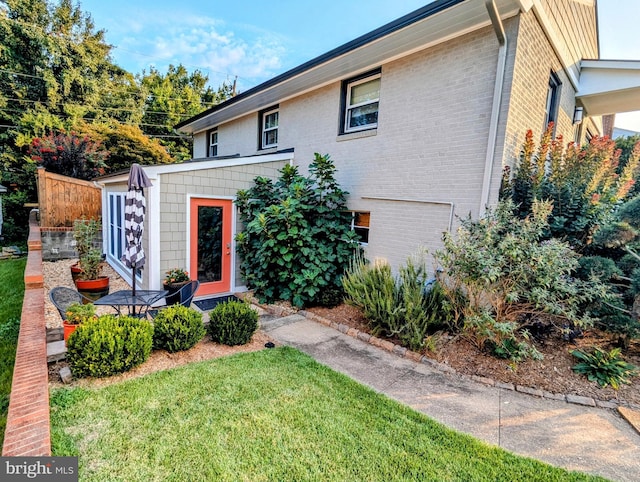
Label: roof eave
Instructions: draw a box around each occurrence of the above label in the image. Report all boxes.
[578,59,640,116]
[176,0,523,135]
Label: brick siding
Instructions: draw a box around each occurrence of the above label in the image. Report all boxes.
[2,211,51,456]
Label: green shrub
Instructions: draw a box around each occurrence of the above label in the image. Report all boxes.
[67,315,153,378]
[153,305,205,353]
[343,253,451,351]
[343,257,402,338]
[571,347,637,389]
[235,153,360,308]
[435,199,609,360]
[208,301,258,346]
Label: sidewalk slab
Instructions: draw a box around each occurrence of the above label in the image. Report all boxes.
[262,315,640,482]
[619,407,640,435]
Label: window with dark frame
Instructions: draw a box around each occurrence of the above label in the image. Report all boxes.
[208,128,218,157]
[340,69,381,135]
[350,211,370,244]
[260,106,279,149]
[544,72,561,132]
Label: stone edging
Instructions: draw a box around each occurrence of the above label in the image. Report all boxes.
[250,298,640,412]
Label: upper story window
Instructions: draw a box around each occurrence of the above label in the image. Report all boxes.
[208,128,218,157]
[261,107,279,149]
[544,72,561,132]
[342,71,381,134]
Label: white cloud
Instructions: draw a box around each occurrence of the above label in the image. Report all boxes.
[108,13,286,88]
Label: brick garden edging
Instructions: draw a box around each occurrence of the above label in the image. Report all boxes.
[250,298,640,412]
[2,211,51,456]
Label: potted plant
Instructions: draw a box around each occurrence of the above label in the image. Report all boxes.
[75,246,110,301]
[63,301,97,341]
[163,268,190,305]
[71,218,101,281]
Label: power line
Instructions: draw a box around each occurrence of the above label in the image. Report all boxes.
[0,96,198,118]
[0,68,226,107]
[0,13,254,90]
[0,108,186,131]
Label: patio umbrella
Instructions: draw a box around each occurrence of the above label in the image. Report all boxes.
[121,164,152,301]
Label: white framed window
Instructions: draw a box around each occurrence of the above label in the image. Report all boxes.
[344,74,380,133]
[261,108,279,149]
[107,192,126,263]
[209,128,218,157]
[349,211,370,245]
[107,191,142,280]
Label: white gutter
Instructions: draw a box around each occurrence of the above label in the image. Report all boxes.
[479,0,508,216]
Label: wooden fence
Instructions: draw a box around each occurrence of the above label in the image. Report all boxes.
[36,167,102,227]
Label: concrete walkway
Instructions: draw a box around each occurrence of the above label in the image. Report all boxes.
[261,314,640,482]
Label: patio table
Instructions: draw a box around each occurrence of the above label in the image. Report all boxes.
[93,289,168,317]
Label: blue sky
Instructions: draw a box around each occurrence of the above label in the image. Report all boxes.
[81,0,640,130]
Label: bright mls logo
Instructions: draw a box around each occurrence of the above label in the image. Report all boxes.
[0,457,78,481]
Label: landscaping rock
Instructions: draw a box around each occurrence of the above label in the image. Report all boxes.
[566,394,596,407]
[59,366,73,384]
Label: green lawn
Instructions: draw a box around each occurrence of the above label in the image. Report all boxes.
[0,257,26,442]
[51,347,605,482]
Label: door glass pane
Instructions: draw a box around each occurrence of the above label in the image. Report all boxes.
[198,206,223,283]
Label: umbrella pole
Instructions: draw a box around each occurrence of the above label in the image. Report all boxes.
[132,265,136,315]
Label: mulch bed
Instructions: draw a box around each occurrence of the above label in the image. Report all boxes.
[306,303,640,406]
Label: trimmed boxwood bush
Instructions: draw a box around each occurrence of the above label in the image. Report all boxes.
[208,301,258,346]
[153,305,205,353]
[67,315,153,378]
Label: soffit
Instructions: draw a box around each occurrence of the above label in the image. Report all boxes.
[577,59,640,115]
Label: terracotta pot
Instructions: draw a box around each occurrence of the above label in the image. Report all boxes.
[164,280,190,305]
[75,276,110,302]
[63,321,79,342]
[70,263,83,282]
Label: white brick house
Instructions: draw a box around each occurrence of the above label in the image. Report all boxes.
[101,0,640,298]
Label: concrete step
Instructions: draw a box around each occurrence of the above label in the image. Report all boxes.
[47,340,67,363]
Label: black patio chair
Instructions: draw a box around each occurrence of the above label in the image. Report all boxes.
[177,280,200,308]
[49,286,94,321]
[148,280,200,318]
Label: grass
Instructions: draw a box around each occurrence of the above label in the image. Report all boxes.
[50,347,605,481]
[0,257,26,442]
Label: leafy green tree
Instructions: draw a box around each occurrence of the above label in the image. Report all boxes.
[1,0,142,147]
[79,122,172,173]
[140,65,232,161]
[0,0,142,239]
[235,153,360,308]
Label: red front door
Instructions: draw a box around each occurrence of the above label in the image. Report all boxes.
[189,198,233,296]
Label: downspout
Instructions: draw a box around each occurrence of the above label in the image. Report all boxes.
[479,0,508,216]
